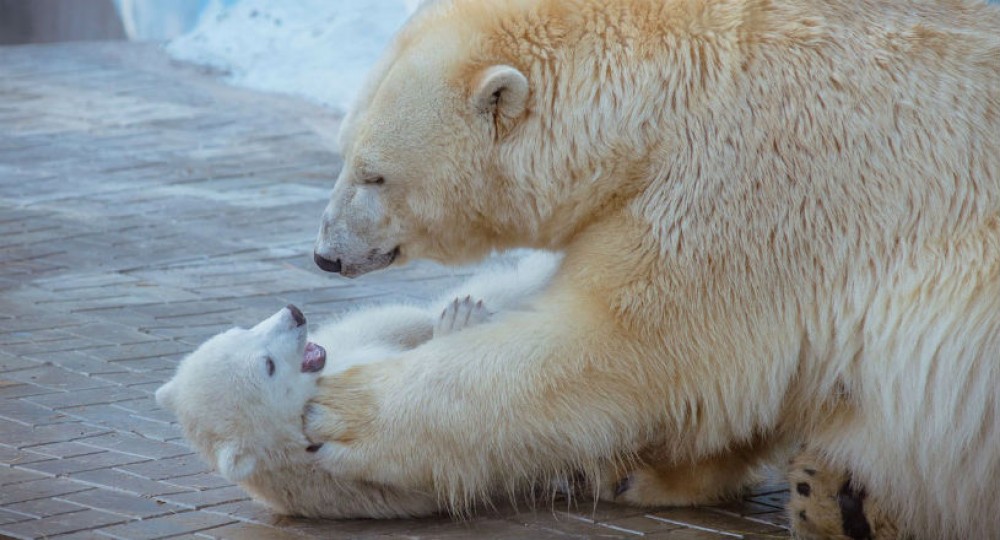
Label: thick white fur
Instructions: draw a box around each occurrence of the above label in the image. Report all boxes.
[309,0,1000,537]
[155,251,561,518]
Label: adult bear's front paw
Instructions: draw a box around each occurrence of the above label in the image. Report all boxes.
[302,369,380,473]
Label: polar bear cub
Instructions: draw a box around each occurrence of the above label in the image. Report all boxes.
[155,250,561,518]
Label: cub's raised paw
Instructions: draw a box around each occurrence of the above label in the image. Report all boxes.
[434,296,491,337]
[788,449,901,540]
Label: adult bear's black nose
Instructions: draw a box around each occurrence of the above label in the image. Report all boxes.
[313,252,342,273]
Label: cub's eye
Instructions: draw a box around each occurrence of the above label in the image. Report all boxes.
[362,175,385,186]
[265,357,275,377]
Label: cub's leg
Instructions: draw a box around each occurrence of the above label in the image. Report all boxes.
[604,440,774,506]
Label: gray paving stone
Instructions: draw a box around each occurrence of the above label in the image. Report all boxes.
[23,442,106,459]
[117,454,213,481]
[4,497,87,518]
[515,511,634,539]
[47,351,130,377]
[3,421,113,449]
[161,473,233,492]
[0,381,61,399]
[198,499,273,525]
[157,486,250,510]
[197,522,311,540]
[76,432,193,460]
[0,507,35,526]
[70,469,195,498]
[61,404,180,442]
[19,451,151,477]
[0,476,95,505]
[646,508,787,536]
[0,399,75,427]
[597,515,684,535]
[0,354,44,372]
[60,488,187,519]
[24,386,148,410]
[0,446,52,467]
[98,510,235,539]
[2,366,112,391]
[0,466,50,486]
[0,508,129,538]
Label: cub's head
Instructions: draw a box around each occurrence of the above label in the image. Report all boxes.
[314,1,614,277]
[155,305,326,483]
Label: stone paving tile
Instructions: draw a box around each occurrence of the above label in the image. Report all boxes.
[21,384,147,409]
[645,508,786,536]
[69,469,197,498]
[0,381,61,399]
[198,499,273,525]
[4,498,88,519]
[596,515,685,535]
[156,486,250,510]
[61,404,180,442]
[0,41,791,539]
[75,432,193,460]
[117,454,214,482]
[0,400,75,427]
[97,511,236,540]
[0,507,36,526]
[161,473,234,492]
[0,446,52,468]
[42,351,130,377]
[18,451,151,477]
[0,508,129,539]
[60,489,187,519]
[0,477,95,506]
[22,442,106,459]
[2,366,112,391]
[0,466,50,487]
[196,522,312,540]
[2,421,113,449]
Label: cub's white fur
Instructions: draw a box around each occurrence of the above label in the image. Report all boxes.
[155,250,561,517]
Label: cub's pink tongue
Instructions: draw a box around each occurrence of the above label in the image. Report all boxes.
[301,342,326,373]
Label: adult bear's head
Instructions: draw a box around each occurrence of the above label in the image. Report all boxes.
[315,0,700,276]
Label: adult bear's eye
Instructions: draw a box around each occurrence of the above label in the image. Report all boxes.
[265,357,275,377]
[362,175,385,186]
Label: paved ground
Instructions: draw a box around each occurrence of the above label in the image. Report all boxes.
[0,42,791,539]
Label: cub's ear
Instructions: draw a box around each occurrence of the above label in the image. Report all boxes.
[216,442,257,482]
[471,65,529,121]
[154,380,178,413]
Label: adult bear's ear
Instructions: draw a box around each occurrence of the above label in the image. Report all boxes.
[471,65,529,123]
[216,442,257,482]
[154,380,178,413]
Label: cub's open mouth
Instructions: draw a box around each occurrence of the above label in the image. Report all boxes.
[302,342,326,373]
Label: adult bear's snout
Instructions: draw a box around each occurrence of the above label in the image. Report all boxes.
[313,252,342,274]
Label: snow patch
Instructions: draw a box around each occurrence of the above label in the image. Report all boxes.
[167,0,421,113]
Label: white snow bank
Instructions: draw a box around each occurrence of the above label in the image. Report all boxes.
[167,0,422,113]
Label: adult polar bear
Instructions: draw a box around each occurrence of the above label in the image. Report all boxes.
[309,0,1000,537]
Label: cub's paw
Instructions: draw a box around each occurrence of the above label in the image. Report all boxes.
[788,449,900,540]
[601,466,729,507]
[434,296,491,337]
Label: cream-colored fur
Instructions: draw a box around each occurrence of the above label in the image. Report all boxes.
[788,448,901,540]
[308,0,1000,536]
[156,251,561,518]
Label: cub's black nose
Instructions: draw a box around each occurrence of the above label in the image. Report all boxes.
[313,252,342,273]
[287,304,306,327]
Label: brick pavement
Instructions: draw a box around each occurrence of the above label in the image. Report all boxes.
[0,42,791,539]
